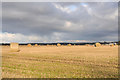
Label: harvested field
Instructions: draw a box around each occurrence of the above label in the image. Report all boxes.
[2,45,118,78]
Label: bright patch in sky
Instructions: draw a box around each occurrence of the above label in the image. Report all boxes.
[68,5,77,12]
[65,21,72,27]
[53,3,77,13]
[80,3,93,16]
[81,3,88,8]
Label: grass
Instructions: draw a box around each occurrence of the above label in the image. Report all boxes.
[2,45,118,78]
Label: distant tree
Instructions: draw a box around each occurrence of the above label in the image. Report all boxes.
[118,41,120,45]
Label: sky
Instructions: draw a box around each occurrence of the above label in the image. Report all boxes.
[1,2,118,43]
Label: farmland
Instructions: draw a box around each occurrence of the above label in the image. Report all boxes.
[1,45,118,78]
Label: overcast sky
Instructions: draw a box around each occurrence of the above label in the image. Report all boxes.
[2,2,118,43]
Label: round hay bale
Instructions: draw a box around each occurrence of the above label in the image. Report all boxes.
[47,44,50,46]
[35,44,38,47]
[57,43,61,47]
[115,44,118,46]
[10,42,20,52]
[27,44,31,47]
[114,43,117,46]
[67,44,71,46]
[85,44,89,46]
[94,43,101,47]
[109,43,114,47]
[51,45,54,46]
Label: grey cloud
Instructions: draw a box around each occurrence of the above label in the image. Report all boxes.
[2,2,118,42]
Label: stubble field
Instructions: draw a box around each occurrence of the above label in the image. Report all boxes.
[1,45,118,78]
